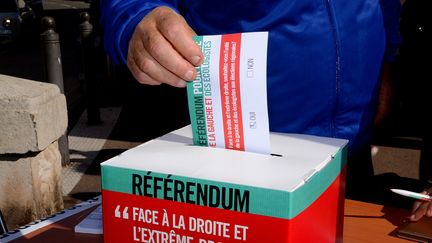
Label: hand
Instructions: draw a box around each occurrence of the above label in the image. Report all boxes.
[410,187,432,221]
[127,6,203,87]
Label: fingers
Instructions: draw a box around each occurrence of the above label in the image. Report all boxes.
[156,9,203,66]
[127,6,203,88]
[427,204,432,217]
[411,200,423,214]
[410,201,431,221]
[128,40,187,87]
[127,53,161,86]
[425,188,432,217]
[140,26,197,81]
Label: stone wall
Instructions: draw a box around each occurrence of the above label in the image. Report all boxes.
[0,74,66,230]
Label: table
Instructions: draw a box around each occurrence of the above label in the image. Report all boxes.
[343,199,411,243]
[3,199,412,242]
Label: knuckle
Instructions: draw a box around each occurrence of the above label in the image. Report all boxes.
[163,23,181,40]
[135,20,152,37]
[141,29,153,46]
[158,13,183,37]
[147,41,164,59]
[173,61,189,75]
[138,59,154,74]
[142,32,164,59]
[153,6,171,16]
[128,39,139,54]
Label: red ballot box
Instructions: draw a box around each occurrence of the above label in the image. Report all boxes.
[101,126,347,242]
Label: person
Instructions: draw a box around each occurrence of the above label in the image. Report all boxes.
[398,0,431,185]
[398,0,432,221]
[100,0,400,196]
[410,188,432,221]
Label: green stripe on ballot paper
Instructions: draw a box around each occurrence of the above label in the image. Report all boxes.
[187,36,208,147]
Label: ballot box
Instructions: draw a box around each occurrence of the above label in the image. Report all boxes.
[101,126,348,242]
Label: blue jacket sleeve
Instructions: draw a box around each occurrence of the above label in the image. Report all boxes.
[380,0,402,62]
[100,0,179,65]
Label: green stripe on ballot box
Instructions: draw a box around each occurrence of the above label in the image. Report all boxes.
[101,147,345,220]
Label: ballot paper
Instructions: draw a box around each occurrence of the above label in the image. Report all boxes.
[186,32,270,154]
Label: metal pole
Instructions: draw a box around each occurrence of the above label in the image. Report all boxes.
[0,209,8,235]
[40,16,64,94]
[80,12,101,125]
[40,16,69,165]
[80,12,93,40]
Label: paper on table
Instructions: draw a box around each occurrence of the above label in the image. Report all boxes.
[0,196,102,242]
[186,32,270,154]
[74,204,103,234]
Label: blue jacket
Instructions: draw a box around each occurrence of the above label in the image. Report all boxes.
[101,0,391,153]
